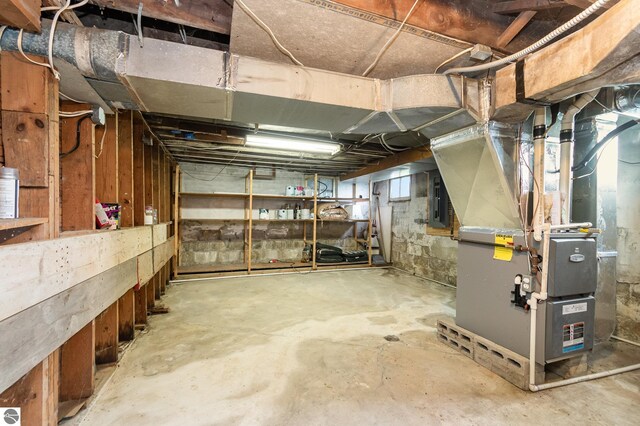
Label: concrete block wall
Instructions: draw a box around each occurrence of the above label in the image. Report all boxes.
[373,172,458,286]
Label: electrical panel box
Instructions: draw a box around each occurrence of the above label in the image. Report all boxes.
[545,296,595,361]
[429,171,450,229]
[547,238,597,297]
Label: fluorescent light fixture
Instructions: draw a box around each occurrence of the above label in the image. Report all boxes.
[245,134,341,155]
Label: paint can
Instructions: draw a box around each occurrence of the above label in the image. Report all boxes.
[259,208,269,220]
[285,186,295,196]
[304,188,314,197]
[0,167,19,219]
[277,209,287,220]
[300,209,310,219]
[295,186,304,196]
[286,209,294,219]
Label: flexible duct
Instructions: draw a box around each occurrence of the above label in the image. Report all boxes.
[0,20,127,81]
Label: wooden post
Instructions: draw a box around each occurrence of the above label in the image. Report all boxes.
[154,271,161,300]
[312,174,318,270]
[368,179,373,266]
[117,110,134,227]
[247,170,253,274]
[118,288,135,341]
[173,165,180,278]
[146,278,155,309]
[59,321,95,401]
[95,302,119,364]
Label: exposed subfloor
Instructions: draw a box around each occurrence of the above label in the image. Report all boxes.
[74,269,640,425]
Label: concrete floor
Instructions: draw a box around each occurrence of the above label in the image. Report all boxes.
[76,269,640,425]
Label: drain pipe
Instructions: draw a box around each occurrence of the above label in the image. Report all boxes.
[0,20,127,82]
[558,89,599,224]
[533,107,547,241]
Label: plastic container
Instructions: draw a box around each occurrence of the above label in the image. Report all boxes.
[144,205,154,225]
[0,167,19,219]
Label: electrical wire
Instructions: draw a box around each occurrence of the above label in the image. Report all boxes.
[59,109,93,117]
[434,47,474,74]
[95,120,108,159]
[59,91,85,103]
[443,0,611,75]
[572,119,639,172]
[619,159,640,165]
[60,115,90,158]
[379,134,410,152]
[362,0,422,77]
[235,0,304,66]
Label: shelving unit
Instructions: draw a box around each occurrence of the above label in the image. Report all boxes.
[177,172,373,275]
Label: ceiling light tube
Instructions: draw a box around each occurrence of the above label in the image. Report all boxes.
[245,134,341,155]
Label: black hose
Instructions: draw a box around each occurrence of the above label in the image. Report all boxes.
[572,119,639,172]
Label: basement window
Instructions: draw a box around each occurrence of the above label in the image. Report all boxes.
[389,176,411,201]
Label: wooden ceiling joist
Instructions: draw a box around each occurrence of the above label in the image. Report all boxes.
[89,0,232,35]
[493,0,566,14]
[0,0,40,31]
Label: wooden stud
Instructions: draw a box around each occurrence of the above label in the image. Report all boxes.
[146,279,155,309]
[143,141,154,213]
[154,272,161,300]
[118,110,134,227]
[172,165,180,278]
[247,170,253,273]
[153,145,160,222]
[312,174,318,270]
[95,112,118,203]
[94,302,119,365]
[134,284,148,325]
[132,114,145,226]
[59,321,95,401]
[0,359,49,425]
[117,288,135,341]
[60,103,95,231]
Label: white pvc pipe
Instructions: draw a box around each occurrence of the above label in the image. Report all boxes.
[611,335,640,348]
[530,363,640,391]
[559,90,599,224]
[533,107,547,241]
[549,222,593,230]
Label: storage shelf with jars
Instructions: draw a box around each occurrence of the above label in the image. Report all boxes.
[177,172,372,275]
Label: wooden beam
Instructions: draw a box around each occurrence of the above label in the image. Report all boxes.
[497,11,538,48]
[0,0,40,32]
[493,0,565,14]
[328,0,557,52]
[89,0,232,35]
[44,0,84,26]
[340,146,433,181]
[493,0,640,119]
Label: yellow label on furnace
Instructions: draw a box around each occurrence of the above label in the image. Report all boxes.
[494,234,514,262]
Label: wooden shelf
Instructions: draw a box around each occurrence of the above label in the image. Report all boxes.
[317,197,370,202]
[0,217,48,232]
[252,194,311,200]
[181,218,248,222]
[180,192,249,198]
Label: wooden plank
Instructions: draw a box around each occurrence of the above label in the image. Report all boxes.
[0,257,138,394]
[493,0,565,14]
[133,114,145,226]
[0,226,152,323]
[0,0,41,31]
[2,111,49,186]
[134,284,147,325]
[89,0,232,35]
[497,11,537,49]
[340,146,433,181]
[95,112,118,203]
[154,271,161,300]
[95,301,119,364]
[118,110,134,227]
[60,103,95,231]
[0,52,50,114]
[153,144,160,219]
[138,248,154,284]
[59,321,95,401]
[118,288,135,341]
[43,0,84,26]
[0,360,46,425]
